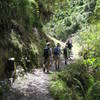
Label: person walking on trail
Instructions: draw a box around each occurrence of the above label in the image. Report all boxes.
[63,44,70,65]
[53,43,61,70]
[43,42,52,73]
[67,37,73,58]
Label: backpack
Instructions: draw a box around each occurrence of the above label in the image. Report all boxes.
[54,47,60,55]
[67,43,72,49]
[43,47,50,58]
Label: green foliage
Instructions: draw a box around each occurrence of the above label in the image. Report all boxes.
[50,60,95,100]
[94,57,100,67]
[50,79,69,100]
[0,0,41,32]
[47,1,100,100]
[50,59,100,100]
[88,81,100,100]
[83,58,96,67]
[0,0,51,77]
[43,0,96,40]
[83,57,100,69]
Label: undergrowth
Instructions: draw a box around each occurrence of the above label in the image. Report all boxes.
[50,60,100,100]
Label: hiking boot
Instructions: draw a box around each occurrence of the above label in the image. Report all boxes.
[55,66,57,70]
[65,61,67,65]
[57,65,60,71]
[58,65,60,70]
[47,70,50,74]
[43,68,45,72]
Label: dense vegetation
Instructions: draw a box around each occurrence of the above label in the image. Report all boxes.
[0,0,100,100]
[45,0,100,100]
[43,0,96,40]
[0,0,52,78]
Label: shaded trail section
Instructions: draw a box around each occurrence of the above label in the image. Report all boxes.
[3,36,77,100]
[3,69,53,100]
[3,56,69,100]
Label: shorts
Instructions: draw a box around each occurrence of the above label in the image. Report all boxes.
[44,57,50,68]
[54,55,60,61]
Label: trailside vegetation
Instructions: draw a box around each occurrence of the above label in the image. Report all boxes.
[0,0,52,78]
[0,0,100,99]
[49,0,100,100]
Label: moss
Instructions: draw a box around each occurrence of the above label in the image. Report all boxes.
[0,27,47,78]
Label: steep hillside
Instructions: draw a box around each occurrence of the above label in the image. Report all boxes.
[0,0,51,79]
[43,0,96,40]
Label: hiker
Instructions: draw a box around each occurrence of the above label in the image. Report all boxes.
[53,43,61,70]
[43,42,52,73]
[67,37,73,58]
[63,44,70,65]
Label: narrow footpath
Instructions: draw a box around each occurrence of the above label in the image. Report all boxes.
[3,55,74,100]
[3,68,53,100]
[2,36,80,100]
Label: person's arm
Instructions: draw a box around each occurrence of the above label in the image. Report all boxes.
[63,48,65,55]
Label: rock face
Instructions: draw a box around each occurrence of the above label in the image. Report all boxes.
[0,25,47,79]
[0,0,50,79]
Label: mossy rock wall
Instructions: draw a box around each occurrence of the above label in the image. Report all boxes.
[0,26,49,79]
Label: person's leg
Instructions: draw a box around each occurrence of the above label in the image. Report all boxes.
[66,58,68,65]
[47,57,50,73]
[54,56,57,70]
[57,59,59,70]
[55,61,57,70]
[58,57,60,70]
[43,58,46,72]
[68,49,70,58]
[65,57,67,65]
[50,56,53,67]
[43,64,45,72]
[55,59,57,70]
[69,49,72,60]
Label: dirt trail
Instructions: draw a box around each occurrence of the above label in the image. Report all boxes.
[3,55,70,100]
[2,36,79,100]
[3,69,53,100]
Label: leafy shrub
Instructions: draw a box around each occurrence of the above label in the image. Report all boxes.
[50,79,69,100]
[50,60,95,100]
[88,81,100,100]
